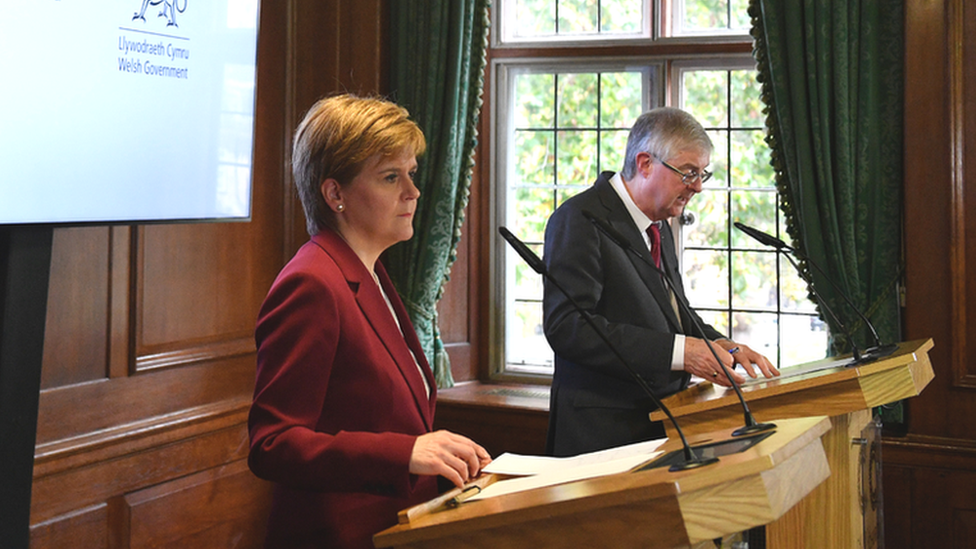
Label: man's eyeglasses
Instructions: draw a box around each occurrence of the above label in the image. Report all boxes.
[655,156,713,185]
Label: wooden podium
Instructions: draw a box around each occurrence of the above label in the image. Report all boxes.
[649,338,935,548]
[375,416,832,549]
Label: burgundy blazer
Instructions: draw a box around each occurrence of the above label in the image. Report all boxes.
[248,229,438,549]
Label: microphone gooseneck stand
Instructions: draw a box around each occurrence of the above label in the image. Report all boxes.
[498,226,718,472]
[733,222,898,365]
[580,211,775,437]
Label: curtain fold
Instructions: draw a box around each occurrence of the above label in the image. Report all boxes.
[749,0,904,353]
[385,0,490,388]
[749,0,905,424]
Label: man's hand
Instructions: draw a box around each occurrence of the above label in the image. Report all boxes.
[684,338,742,387]
[684,339,779,387]
[409,430,492,488]
[715,340,779,380]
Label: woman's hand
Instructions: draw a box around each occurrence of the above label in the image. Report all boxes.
[410,431,492,488]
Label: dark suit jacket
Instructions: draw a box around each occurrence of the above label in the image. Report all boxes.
[543,171,724,456]
[248,229,438,549]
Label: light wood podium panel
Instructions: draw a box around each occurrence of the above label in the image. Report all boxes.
[649,338,935,549]
[375,416,831,549]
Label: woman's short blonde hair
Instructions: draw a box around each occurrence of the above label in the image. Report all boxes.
[292,94,426,235]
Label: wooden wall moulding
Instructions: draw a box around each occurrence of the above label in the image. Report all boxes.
[882,433,976,472]
[133,223,266,374]
[134,337,256,372]
[117,459,271,549]
[31,398,253,525]
[35,358,255,446]
[30,503,108,549]
[953,0,976,389]
[30,456,271,549]
[33,398,252,481]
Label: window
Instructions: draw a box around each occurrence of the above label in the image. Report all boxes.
[491,0,826,378]
[673,62,828,369]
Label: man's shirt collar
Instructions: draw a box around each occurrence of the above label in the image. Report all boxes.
[610,172,657,235]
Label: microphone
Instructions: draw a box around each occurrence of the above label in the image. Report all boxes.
[581,211,775,437]
[733,221,790,251]
[498,226,718,472]
[733,222,898,364]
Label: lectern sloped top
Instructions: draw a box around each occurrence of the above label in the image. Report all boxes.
[374,416,832,549]
[650,338,934,434]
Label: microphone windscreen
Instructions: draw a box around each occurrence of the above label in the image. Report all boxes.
[733,222,790,250]
[498,226,547,275]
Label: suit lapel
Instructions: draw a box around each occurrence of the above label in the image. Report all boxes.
[594,176,684,334]
[311,231,435,430]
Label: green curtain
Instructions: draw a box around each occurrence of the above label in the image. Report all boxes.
[384,0,490,389]
[749,0,905,424]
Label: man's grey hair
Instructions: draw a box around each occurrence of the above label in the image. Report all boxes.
[620,107,713,180]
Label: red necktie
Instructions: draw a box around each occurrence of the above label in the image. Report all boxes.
[647,222,683,330]
[647,224,661,268]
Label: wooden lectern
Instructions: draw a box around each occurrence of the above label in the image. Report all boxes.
[649,338,935,549]
[375,416,832,549]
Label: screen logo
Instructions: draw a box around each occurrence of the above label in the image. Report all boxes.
[132,0,188,28]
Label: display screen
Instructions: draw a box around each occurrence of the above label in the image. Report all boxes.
[0,0,259,225]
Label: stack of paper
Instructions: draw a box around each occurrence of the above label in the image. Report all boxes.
[471,438,667,500]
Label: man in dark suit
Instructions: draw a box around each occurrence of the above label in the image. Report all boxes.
[543,107,779,457]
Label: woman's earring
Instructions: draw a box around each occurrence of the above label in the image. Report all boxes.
[336,204,345,212]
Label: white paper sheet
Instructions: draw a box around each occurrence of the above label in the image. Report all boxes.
[471,452,662,501]
[483,437,667,476]
[741,355,853,386]
[471,438,667,501]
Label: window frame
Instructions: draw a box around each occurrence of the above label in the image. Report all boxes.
[491,0,754,50]
[491,58,664,380]
[482,1,762,383]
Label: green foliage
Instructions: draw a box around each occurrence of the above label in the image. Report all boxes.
[515,0,555,36]
[682,0,750,33]
[512,70,644,256]
[558,0,598,33]
[600,0,641,33]
[514,0,641,37]
[512,0,748,39]
[731,70,764,126]
[601,72,643,128]
[678,68,821,361]
[557,73,598,127]
[684,70,728,127]
[513,130,554,187]
[515,74,555,129]
[684,0,729,32]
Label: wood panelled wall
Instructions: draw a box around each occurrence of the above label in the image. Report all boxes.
[883,0,976,547]
[27,2,394,547]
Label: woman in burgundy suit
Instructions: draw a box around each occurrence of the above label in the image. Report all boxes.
[248,94,491,549]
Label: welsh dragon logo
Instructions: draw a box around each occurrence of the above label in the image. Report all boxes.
[132,0,188,28]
